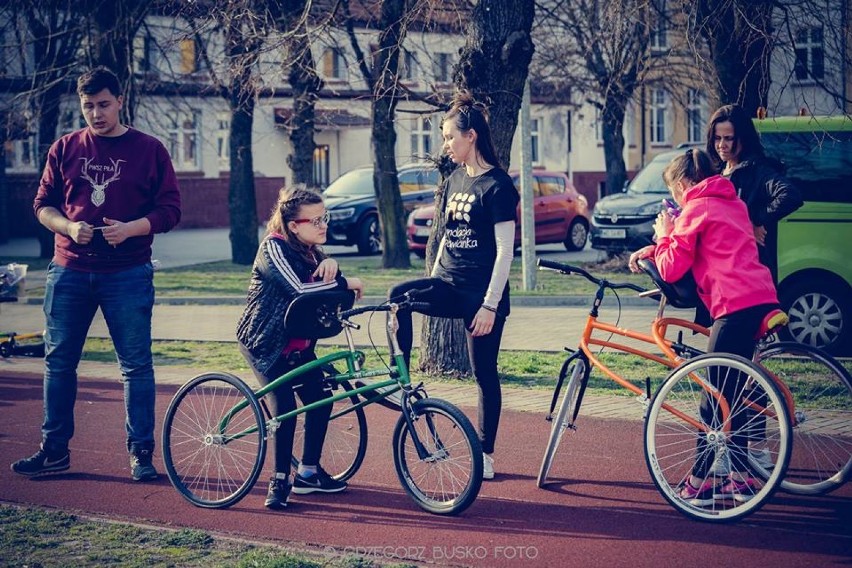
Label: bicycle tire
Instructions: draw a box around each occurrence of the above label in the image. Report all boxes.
[644,353,792,523]
[162,372,266,509]
[392,398,483,515]
[756,342,852,495]
[291,379,368,482]
[537,357,587,487]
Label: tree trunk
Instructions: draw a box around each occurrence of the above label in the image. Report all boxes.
[419,156,472,376]
[455,0,535,169]
[697,0,774,116]
[287,31,322,186]
[371,0,410,269]
[600,100,628,197]
[228,101,259,264]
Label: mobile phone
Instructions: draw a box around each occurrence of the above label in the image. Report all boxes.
[662,198,680,218]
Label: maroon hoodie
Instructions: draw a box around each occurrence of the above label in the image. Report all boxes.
[34,127,181,272]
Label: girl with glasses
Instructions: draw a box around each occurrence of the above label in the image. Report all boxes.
[236,185,364,510]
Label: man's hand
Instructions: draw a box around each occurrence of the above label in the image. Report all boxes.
[67,221,94,245]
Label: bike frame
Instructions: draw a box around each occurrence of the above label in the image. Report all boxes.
[217,303,428,452]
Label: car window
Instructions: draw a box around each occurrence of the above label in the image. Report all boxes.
[398,170,420,194]
[421,167,439,187]
[511,175,541,198]
[761,130,852,204]
[324,168,374,197]
[627,155,674,194]
[538,176,564,196]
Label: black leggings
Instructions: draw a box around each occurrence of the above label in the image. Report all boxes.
[242,346,331,475]
[389,277,508,454]
[693,303,776,477]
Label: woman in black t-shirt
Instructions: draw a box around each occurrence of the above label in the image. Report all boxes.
[388,92,518,481]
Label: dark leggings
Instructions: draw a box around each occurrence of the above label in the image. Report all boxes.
[242,346,331,475]
[389,277,507,454]
[693,304,775,477]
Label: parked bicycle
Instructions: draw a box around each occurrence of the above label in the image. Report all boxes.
[536,258,851,523]
[162,289,483,516]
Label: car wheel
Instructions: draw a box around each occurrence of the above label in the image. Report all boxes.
[563,219,589,252]
[356,215,381,256]
[779,278,850,355]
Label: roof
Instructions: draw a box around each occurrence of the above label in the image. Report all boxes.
[273,108,371,130]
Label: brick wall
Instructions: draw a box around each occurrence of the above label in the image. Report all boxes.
[2,173,286,237]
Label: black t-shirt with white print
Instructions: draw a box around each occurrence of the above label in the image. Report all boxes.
[434,167,519,291]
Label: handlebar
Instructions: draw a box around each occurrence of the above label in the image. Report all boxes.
[338,288,432,320]
[536,258,648,294]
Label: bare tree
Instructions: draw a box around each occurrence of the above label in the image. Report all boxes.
[342,0,414,269]
[269,1,324,186]
[533,0,671,196]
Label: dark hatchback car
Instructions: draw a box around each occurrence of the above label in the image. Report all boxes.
[589,148,687,254]
[324,163,439,255]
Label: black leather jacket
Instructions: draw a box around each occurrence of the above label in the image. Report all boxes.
[236,237,346,376]
[727,157,803,282]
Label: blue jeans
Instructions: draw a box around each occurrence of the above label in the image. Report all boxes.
[41,262,156,455]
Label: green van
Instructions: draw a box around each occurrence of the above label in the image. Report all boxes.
[757,115,852,355]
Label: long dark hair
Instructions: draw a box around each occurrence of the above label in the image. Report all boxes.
[266,184,327,265]
[705,104,765,169]
[443,90,502,169]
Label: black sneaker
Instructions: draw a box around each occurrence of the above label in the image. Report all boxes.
[265,477,292,510]
[130,449,158,482]
[292,467,348,495]
[11,448,70,477]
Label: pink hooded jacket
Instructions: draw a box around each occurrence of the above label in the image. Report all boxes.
[654,175,778,319]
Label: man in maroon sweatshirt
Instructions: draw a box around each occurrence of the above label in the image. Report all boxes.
[11,66,181,481]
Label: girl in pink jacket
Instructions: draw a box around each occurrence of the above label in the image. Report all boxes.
[629,149,780,506]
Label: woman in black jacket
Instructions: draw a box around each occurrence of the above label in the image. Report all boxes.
[705,104,803,283]
[236,185,364,510]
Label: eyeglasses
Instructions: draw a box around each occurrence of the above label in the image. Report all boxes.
[293,211,330,228]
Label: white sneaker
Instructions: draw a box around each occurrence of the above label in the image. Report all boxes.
[749,447,774,471]
[711,451,731,476]
[483,454,494,480]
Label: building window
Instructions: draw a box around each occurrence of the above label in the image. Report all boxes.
[167,112,199,170]
[593,107,603,143]
[650,0,668,52]
[623,103,636,147]
[322,47,347,81]
[401,50,417,82]
[215,112,229,168]
[179,38,203,74]
[433,52,452,83]
[410,116,432,159]
[4,136,37,171]
[649,88,670,145]
[313,145,330,189]
[530,118,540,164]
[795,27,824,82]
[133,32,152,73]
[686,89,705,144]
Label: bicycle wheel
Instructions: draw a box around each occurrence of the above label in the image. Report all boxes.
[162,372,266,509]
[537,356,587,487]
[291,379,368,482]
[644,353,792,523]
[392,398,483,515]
[756,342,852,495]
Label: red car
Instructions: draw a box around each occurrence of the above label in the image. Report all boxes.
[407,170,590,257]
